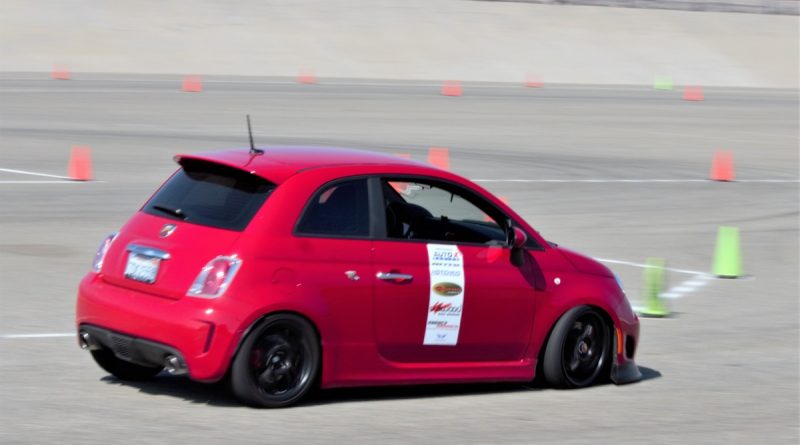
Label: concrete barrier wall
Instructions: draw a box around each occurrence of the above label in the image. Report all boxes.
[1,0,797,87]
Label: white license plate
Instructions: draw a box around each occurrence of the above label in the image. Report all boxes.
[124,253,160,284]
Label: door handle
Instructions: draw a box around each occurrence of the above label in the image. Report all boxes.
[376,271,413,282]
[344,270,360,281]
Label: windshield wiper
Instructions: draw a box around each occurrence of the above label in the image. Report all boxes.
[151,205,187,220]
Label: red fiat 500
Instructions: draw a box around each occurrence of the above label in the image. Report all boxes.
[76,146,641,407]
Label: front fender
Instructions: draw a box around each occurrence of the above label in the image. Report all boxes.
[529,270,641,383]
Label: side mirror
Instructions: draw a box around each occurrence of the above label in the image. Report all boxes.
[511,226,527,249]
[509,226,527,267]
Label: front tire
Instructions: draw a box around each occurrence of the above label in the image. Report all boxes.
[230,314,320,408]
[542,306,611,388]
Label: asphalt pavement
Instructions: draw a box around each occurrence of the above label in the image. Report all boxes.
[0,76,797,444]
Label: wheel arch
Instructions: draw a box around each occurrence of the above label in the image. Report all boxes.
[534,302,616,383]
[228,309,324,384]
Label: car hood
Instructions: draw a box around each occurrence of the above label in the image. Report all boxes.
[556,247,614,278]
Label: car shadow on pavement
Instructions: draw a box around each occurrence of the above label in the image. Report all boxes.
[101,374,241,407]
[308,365,662,407]
[100,365,661,408]
[639,366,662,381]
[309,382,537,407]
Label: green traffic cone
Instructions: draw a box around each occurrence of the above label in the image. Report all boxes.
[653,76,673,91]
[713,226,742,278]
[638,257,670,317]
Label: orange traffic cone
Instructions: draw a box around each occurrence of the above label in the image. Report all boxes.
[524,74,543,88]
[710,150,735,181]
[182,75,203,92]
[427,147,450,170]
[683,86,704,101]
[52,65,71,80]
[298,69,317,84]
[441,81,463,97]
[68,146,93,181]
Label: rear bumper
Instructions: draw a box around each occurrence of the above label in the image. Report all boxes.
[79,324,188,374]
[76,273,245,382]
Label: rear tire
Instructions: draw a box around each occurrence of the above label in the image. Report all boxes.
[230,314,320,408]
[542,306,611,389]
[90,348,162,381]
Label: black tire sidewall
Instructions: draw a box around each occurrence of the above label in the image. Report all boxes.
[542,306,611,389]
[230,314,320,408]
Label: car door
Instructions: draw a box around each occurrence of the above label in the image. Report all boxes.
[291,177,376,363]
[372,177,540,363]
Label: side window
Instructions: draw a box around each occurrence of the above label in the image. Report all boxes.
[296,178,370,237]
[382,179,506,245]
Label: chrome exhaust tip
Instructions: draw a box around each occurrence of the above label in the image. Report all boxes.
[164,355,187,375]
[78,331,100,350]
[78,331,102,351]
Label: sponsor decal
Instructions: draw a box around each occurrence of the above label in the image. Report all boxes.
[427,320,459,329]
[430,302,452,313]
[429,302,463,314]
[432,282,462,297]
[424,244,465,346]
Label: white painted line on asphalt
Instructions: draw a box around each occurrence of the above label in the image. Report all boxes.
[1,333,74,339]
[596,258,710,276]
[669,285,693,293]
[0,168,72,180]
[736,179,800,183]
[660,274,715,300]
[473,179,800,183]
[631,273,714,311]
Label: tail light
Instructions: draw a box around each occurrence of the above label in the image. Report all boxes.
[187,256,242,298]
[91,232,117,273]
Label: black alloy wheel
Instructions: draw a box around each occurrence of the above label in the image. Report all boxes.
[231,314,320,408]
[543,306,611,388]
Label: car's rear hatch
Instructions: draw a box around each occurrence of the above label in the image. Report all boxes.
[100,158,275,300]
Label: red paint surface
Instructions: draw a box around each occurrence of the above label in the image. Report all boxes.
[76,146,639,387]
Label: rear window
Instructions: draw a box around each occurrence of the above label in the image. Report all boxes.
[143,160,275,231]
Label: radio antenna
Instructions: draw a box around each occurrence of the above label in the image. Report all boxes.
[247,115,264,155]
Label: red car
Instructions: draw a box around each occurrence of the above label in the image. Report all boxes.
[76,146,641,407]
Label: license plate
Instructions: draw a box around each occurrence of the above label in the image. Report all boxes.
[124,253,160,284]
